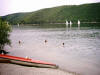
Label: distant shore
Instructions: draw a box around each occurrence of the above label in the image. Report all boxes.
[13,22,100,26]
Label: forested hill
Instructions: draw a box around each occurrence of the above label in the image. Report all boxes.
[2,3,100,24]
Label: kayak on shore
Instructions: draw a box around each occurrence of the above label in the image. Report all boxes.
[0,54,58,68]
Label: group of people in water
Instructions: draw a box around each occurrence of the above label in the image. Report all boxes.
[45,40,65,47]
[18,40,65,47]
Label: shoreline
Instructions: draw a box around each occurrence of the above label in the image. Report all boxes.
[12,22,100,26]
[0,63,79,75]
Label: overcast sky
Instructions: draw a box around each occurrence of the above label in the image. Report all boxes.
[0,0,100,16]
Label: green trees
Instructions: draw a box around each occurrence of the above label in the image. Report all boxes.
[0,17,11,53]
[2,3,100,24]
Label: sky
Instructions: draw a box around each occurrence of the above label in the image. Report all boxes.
[0,0,100,16]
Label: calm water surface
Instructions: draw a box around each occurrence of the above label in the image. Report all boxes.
[6,24,100,75]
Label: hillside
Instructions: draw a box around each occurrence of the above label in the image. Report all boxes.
[2,3,100,24]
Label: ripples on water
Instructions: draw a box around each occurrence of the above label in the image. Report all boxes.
[5,24,100,75]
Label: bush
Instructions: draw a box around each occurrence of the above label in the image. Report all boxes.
[0,17,11,53]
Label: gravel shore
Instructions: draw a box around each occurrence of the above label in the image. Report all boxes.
[0,63,77,75]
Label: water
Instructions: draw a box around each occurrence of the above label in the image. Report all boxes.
[5,24,100,75]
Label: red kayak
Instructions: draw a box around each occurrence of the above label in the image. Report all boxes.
[0,54,58,68]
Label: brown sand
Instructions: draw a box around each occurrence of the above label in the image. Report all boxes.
[0,63,77,75]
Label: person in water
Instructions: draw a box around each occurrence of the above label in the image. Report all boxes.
[19,40,21,44]
[45,40,47,44]
[62,43,64,47]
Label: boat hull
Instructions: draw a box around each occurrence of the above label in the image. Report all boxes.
[10,60,57,68]
[0,54,58,68]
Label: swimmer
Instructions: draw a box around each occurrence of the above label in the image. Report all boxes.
[62,43,64,47]
[45,40,47,44]
[19,40,21,44]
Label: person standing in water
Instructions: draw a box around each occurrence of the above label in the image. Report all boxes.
[62,43,65,47]
[45,40,47,44]
[19,40,21,44]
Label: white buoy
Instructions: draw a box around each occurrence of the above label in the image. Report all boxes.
[78,20,80,29]
[78,20,80,25]
[70,21,72,25]
[69,21,72,29]
[66,20,69,26]
[78,20,80,30]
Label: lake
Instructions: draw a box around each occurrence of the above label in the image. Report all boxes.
[5,24,100,75]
